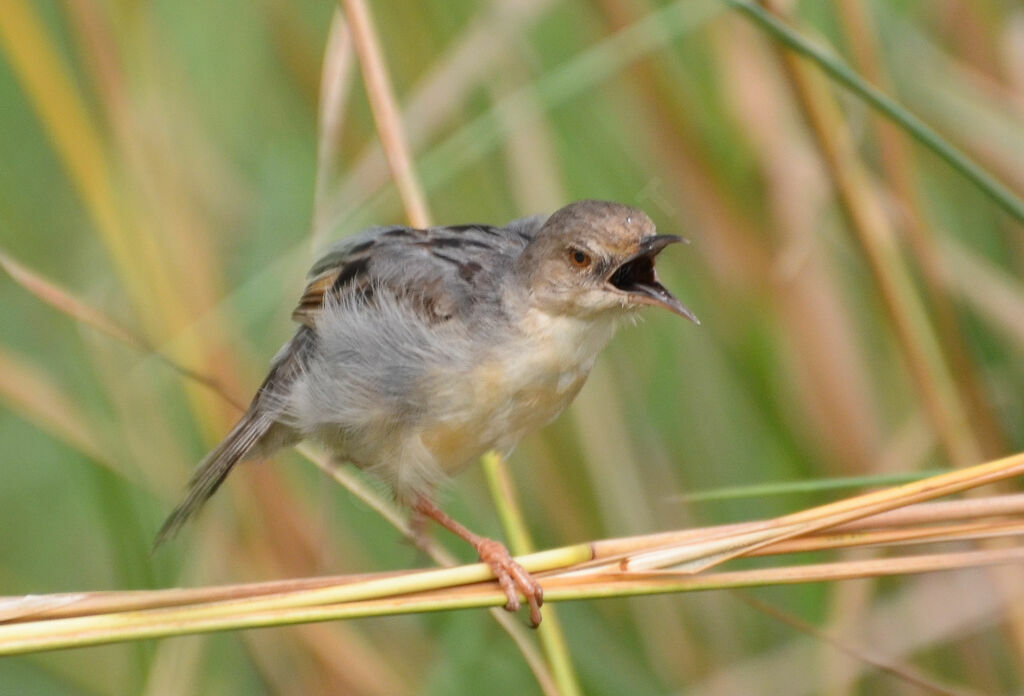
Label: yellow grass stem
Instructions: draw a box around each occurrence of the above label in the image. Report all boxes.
[610,451,1024,572]
[4,454,1023,658]
[2,543,1020,657]
[8,489,1023,624]
[337,4,570,688]
[298,446,561,696]
[482,452,537,555]
[0,238,559,691]
[0,544,592,654]
[0,0,131,298]
[0,0,239,453]
[483,452,583,696]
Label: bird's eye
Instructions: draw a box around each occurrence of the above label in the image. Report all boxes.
[569,248,591,268]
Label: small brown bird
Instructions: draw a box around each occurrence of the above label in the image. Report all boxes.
[156,199,698,625]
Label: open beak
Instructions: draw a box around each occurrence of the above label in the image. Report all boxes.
[607,235,700,324]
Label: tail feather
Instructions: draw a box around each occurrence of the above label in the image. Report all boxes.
[152,409,274,548]
[153,327,315,549]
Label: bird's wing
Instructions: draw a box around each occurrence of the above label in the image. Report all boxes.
[292,217,546,329]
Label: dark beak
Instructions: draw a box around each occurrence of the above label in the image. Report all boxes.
[607,235,700,324]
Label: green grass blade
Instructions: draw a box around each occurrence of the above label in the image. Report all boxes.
[678,470,950,503]
[724,0,1024,225]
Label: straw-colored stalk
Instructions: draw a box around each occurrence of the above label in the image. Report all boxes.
[311,9,355,250]
[1,212,566,693]
[0,0,234,449]
[335,4,577,690]
[834,0,1008,458]
[758,0,979,468]
[2,452,1024,655]
[0,249,245,411]
[754,0,1024,656]
[340,0,431,228]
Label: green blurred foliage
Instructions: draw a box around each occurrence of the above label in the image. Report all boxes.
[1,0,1023,693]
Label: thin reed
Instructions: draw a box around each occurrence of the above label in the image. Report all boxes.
[2,460,1023,658]
[1,1,1022,694]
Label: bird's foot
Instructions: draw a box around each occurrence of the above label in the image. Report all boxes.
[475,537,544,627]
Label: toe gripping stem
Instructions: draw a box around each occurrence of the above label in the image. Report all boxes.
[413,497,544,626]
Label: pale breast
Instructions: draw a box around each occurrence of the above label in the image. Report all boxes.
[420,309,619,473]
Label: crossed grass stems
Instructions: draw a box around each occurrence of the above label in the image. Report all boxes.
[1,1,1024,695]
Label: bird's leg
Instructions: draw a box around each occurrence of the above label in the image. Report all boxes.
[408,506,432,548]
[412,497,544,626]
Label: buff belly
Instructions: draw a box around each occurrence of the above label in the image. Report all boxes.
[419,310,618,476]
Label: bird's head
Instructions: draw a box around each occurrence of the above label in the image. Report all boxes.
[516,200,699,323]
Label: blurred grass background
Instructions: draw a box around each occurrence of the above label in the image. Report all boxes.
[1,0,1024,693]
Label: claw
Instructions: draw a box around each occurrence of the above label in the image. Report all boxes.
[476,538,544,627]
[411,497,545,626]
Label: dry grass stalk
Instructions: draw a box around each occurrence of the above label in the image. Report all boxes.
[0,200,562,690]
[340,0,431,228]
[318,0,554,232]
[595,452,1024,574]
[2,532,1021,657]
[297,446,564,696]
[0,248,244,410]
[756,0,1024,657]
[337,3,580,689]
[761,0,980,467]
[311,9,355,250]
[835,0,1009,459]
[2,452,1022,656]
[6,493,1021,623]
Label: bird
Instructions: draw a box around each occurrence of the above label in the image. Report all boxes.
[155,199,698,625]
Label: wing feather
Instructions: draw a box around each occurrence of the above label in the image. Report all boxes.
[290,218,544,329]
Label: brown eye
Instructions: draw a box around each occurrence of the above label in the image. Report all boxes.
[569,248,591,268]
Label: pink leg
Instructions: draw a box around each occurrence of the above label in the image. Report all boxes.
[413,497,544,626]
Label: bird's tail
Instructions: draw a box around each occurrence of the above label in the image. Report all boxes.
[152,407,276,549]
[153,327,314,549]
